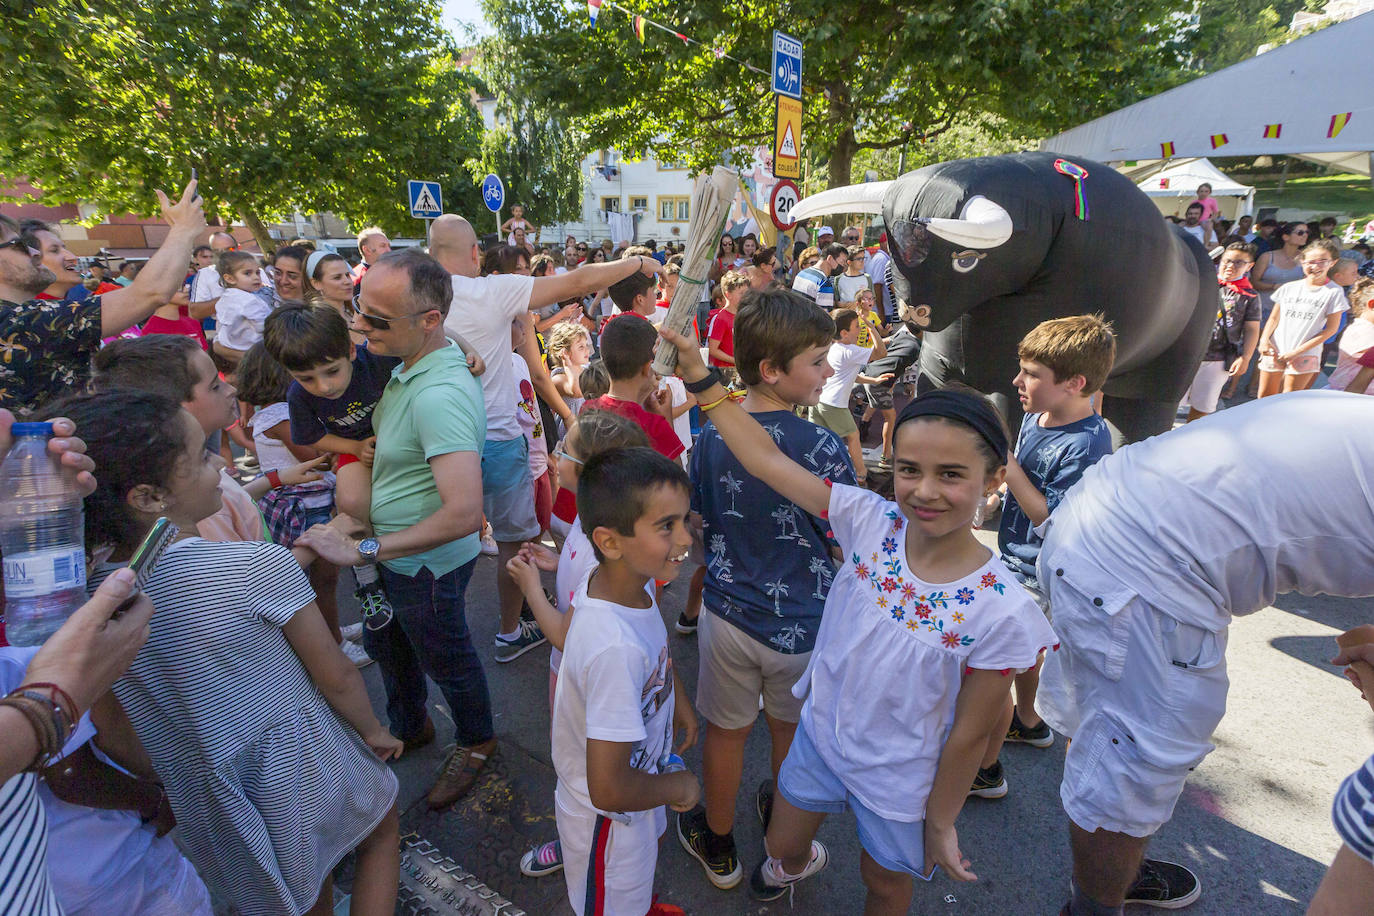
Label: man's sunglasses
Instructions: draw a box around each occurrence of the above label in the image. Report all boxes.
[0,237,39,258]
[349,293,435,330]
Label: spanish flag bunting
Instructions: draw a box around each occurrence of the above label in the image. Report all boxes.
[587,0,601,27]
[1160,141,1175,158]
[633,14,646,42]
[1262,123,1282,139]
[1328,112,1352,139]
[1209,133,1228,149]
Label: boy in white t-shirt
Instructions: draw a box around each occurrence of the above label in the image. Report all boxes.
[212,250,273,366]
[549,447,699,915]
[807,309,892,485]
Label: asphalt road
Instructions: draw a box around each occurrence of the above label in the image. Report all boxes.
[338,524,1374,916]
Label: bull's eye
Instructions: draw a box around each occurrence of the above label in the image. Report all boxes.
[951,250,985,274]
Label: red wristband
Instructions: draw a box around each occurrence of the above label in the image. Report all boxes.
[266,469,283,488]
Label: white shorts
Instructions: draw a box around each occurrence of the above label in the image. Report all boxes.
[1179,360,1229,415]
[1038,583,1229,838]
[556,785,664,916]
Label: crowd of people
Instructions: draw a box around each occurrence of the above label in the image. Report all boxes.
[0,178,1372,916]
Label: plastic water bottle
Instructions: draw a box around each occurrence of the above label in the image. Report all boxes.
[0,422,86,646]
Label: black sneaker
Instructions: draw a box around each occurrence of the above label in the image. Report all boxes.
[1006,709,1054,747]
[968,760,1008,799]
[749,842,829,902]
[756,779,774,828]
[494,618,547,663]
[675,611,698,635]
[676,808,742,889]
[1124,859,1201,909]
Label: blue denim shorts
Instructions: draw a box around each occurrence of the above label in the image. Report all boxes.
[481,436,539,542]
[300,504,333,530]
[778,718,935,880]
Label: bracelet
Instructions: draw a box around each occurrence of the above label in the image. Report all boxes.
[20,682,79,726]
[0,694,63,771]
[684,368,723,394]
[266,469,283,488]
[699,393,732,412]
[140,782,169,825]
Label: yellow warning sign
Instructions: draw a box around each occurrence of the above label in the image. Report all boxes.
[773,95,802,180]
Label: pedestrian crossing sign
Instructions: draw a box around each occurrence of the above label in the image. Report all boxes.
[773,95,802,180]
[408,180,443,219]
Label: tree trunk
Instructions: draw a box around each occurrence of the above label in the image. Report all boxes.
[828,126,857,191]
[235,204,276,255]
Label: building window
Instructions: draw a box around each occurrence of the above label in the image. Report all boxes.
[630,196,648,211]
[657,160,688,171]
[600,197,621,213]
[659,196,689,222]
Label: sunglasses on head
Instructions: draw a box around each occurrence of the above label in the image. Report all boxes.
[348,292,434,330]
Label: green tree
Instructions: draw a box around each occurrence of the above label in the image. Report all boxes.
[1190,0,1306,71]
[462,88,587,232]
[1,0,484,251]
[480,0,1197,189]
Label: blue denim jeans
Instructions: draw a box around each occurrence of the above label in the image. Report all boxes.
[365,558,494,746]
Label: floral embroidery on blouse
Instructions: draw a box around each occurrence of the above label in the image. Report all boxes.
[848,510,999,648]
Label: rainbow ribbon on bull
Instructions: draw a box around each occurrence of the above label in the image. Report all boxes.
[1053,159,1090,221]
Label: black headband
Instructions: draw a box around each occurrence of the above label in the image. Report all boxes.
[894,389,1009,464]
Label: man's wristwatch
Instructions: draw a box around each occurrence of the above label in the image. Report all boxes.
[356,537,380,564]
[684,368,724,394]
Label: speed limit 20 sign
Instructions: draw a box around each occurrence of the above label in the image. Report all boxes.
[770,179,800,231]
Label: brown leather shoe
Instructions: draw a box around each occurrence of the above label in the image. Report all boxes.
[426,738,497,809]
[403,716,436,754]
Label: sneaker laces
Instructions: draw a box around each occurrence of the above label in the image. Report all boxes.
[358,585,393,630]
[439,744,469,779]
[516,617,542,641]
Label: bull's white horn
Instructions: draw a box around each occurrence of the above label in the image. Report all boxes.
[923,196,1013,250]
[790,181,892,221]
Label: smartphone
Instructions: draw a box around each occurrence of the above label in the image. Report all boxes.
[190,167,200,201]
[116,517,179,612]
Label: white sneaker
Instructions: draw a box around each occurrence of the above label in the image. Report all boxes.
[480,523,499,557]
[340,622,364,643]
[341,639,374,667]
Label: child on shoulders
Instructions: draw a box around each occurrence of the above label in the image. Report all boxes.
[211,250,272,369]
[808,308,892,486]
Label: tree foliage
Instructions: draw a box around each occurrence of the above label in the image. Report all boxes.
[1190,0,1307,71]
[1,0,484,249]
[462,84,587,228]
[480,0,1198,189]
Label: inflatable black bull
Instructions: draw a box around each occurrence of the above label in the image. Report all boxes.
[795,152,1218,443]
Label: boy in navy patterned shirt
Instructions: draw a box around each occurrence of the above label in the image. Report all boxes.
[981,315,1115,790]
[678,289,856,889]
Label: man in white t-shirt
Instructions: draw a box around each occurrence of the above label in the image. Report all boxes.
[1178,203,1209,247]
[1037,391,1374,915]
[428,214,664,662]
[806,309,889,482]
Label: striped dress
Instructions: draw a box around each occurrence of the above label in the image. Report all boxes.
[0,775,62,916]
[91,538,397,916]
[1334,752,1374,864]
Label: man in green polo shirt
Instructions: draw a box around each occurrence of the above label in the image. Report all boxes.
[300,247,494,810]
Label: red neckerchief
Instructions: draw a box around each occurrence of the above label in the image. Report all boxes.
[1220,276,1256,297]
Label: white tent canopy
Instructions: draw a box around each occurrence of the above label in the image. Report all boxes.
[1041,12,1374,177]
[1134,158,1256,219]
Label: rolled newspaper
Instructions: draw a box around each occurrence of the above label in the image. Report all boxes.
[652,165,739,377]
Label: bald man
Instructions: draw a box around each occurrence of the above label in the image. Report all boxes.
[427,214,665,662]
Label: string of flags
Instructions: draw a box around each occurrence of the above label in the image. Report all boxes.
[1160,111,1354,157]
[586,0,768,76]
